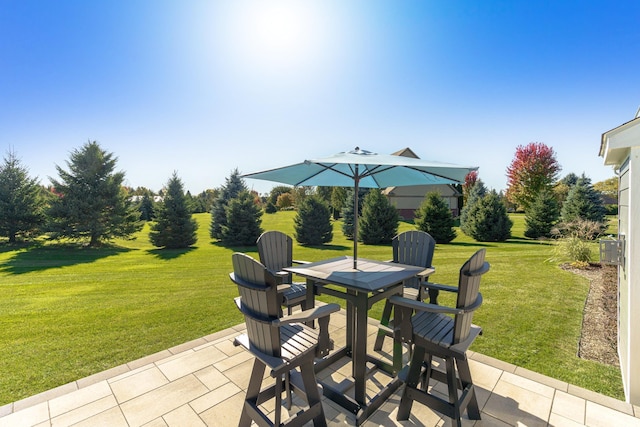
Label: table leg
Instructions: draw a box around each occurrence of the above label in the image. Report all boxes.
[353,290,368,405]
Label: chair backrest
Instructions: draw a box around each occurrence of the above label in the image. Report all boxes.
[257,230,294,283]
[393,231,436,287]
[453,249,490,344]
[231,252,282,357]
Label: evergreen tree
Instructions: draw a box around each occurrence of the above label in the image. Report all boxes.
[358,189,399,245]
[524,189,560,238]
[341,188,367,240]
[414,192,456,244]
[460,180,487,236]
[330,186,348,219]
[0,150,46,243]
[210,169,247,240]
[138,193,156,221]
[149,173,198,248]
[48,141,142,246]
[294,196,333,245]
[462,189,512,242]
[561,175,607,223]
[221,190,263,246]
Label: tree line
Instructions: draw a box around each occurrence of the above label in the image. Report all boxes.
[0,140,613,252]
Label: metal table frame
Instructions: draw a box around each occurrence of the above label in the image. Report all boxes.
[285,256,433,425]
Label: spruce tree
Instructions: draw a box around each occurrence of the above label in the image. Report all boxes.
[294,196,333,245]
[561,175,606,223]
[524,189,559,238]
[341,188,367,240]
[358,189,399,245]
[210,169,247,240]
[149,173,198,248]
[48,141,142,246]
[460,180,487,236]
[463,190,512,242]
[221,191,263,246]
[0,150,46,243]
[414,192,456,244]
[138,194,156,221]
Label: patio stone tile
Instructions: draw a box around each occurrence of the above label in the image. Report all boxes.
[157,345,226,381]
[469,358,502,391]
[141,418,168,427]
[198,391,245,426]
[76,364,130,389]
[470,352,517,374]
[168,337,209,355]
[471,412,512,427]
[190,381,242,414]
[71,406,128,426]
[212,346,253,372]
[119,375,208,426]
[548,412,587,427]
[12,382,78,413]
[514,366,570,393]
[193,366,230,391]
[0,402,48,427]
[126,350,173,371]
[221,357,266,388]
[110,366,169,403]
[50,395,118,426]
[552,390,586,424]
[162,404,206,426]
[483,378,552,427]
[500,370,555,399]
[49,380,112,418]
[212,336,244,357]
[585,400,640,427]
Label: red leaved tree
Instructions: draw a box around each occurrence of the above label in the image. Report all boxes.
[506,142,560,211]
[462,170,478,204]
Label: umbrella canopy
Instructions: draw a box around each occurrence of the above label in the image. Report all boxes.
[244,147,477,268]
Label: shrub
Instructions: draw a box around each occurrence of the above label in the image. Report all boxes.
[294,196,333,245]
[414,192,456,243]
[358,189,399,244]
[264,201,277,214]
[552,236,593,264]
[551,219,606,241]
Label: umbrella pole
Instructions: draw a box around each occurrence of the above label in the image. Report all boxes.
[353,170,359,269]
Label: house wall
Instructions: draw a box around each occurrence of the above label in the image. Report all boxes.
[385,184,460,219]
[619,149,640,404]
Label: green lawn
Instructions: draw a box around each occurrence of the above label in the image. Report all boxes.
[0,212,623,406]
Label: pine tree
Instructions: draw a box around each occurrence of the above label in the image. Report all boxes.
[48,141,142,246]
[294,196,333,245]
[460,180,487,236]
[210,169,247,240]
[0,150,46,243]
[561,175,606,223]
[341,188,367,240]
[149,173,198,248]
[138,194,156,221]
[358,189,399,245]
[524,189,560,238]
[221,191,263,246]
[414,192,456,244]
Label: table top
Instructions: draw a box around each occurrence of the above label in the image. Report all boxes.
[284,256,433,293]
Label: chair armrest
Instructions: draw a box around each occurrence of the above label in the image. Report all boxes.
[274,303,340,326]
[292,259,310,265]
[389,295,464,315]
[420,282,458,293]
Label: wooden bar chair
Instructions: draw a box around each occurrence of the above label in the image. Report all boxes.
[390,249,489,427]
[231,252,339,427]
[373,230,436,352]
[257,231,308,315]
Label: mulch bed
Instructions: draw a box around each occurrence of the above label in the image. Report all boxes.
[561,263,619,366]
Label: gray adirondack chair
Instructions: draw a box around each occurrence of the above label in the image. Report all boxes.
[257,231,308,315]
[231,252,339,427]
[373,230,436,352]
[390,249,489,427]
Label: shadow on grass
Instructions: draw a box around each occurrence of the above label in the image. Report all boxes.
[0,243,130,275]
[147,247,196,260]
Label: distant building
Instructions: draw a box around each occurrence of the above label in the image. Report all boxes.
[382,148,461,219]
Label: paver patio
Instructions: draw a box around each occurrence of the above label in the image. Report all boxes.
[1,308,639,427]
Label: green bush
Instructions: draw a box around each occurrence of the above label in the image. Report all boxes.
[414,192,456,243]
[553,236,592,264]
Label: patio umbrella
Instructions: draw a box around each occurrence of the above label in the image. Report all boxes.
[244,147,477,269]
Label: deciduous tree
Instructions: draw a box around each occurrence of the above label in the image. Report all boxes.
[48,141,142,246]
[506,142,560,211]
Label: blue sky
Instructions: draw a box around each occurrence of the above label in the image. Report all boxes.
[1,1,638,195]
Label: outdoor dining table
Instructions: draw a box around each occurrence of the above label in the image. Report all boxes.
[284,256,434,425]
